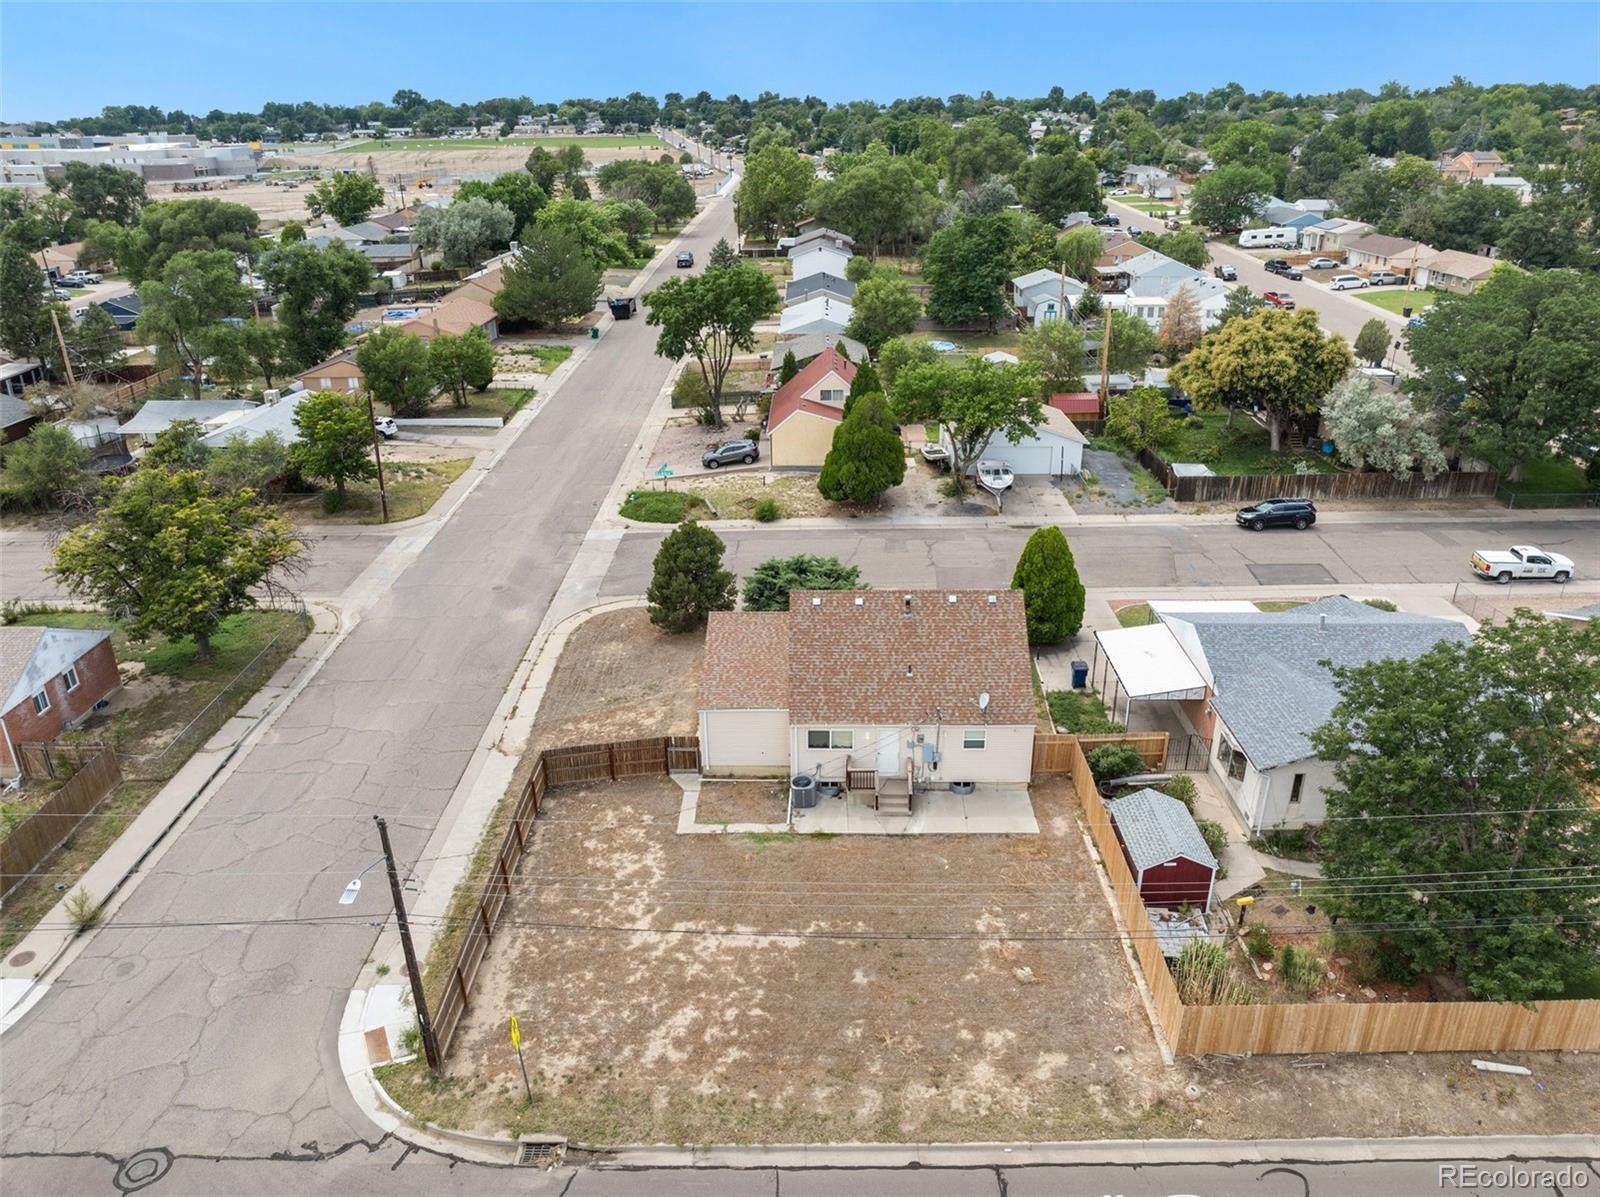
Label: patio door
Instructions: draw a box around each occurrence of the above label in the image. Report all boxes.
[878,732,902,779]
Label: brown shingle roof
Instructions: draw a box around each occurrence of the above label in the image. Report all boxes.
[786,590,1034,726]
[1422,248,1499,280]
[701,612,790,709]
[400,295,497,338]
[1344,233,1429,260]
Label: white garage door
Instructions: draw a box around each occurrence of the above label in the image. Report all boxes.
[980,442,1058,476]
[701,710,789,772]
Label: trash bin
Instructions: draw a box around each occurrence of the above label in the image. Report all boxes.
[1401,306,1413,319]
[1071,660,1089,689]
[590,325,600,339]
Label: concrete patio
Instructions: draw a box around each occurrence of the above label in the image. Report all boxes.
[792,785,1040,835]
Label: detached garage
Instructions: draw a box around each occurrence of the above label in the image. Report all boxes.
[1108,787,1218,910]
[698,612,791,776]
[941,406,1085,478]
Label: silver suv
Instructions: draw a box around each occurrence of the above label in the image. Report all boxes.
[702,439,758,469]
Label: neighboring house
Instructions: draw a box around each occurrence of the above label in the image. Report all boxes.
[1092,596,1471,833]
[1292,198,1335,216]
[1108,788,1218,910]
[0,625,120,776]
[1260,200,1322,234]
[785,273,856,304]
[766,347,856,467]
[1096,232,1151,269]
[1440,149,1505,184]
[295,350,364,394]
[1414,248,1503,294]
[96,293,142,333]
[1,384,44,441]
[399,295,499,341]
[788,241,852,282]
[1050,392,1102,421]
[778,294,853,337]
[1106,256,1230,330]
[939,405,1084,478]
[1298,218,1374,255]
[36,241,85,277]
[1475,175,1533,202]
[196,390,310,449]
[698,590,1037,809]
[119,399,257,447]
[1010,268,1085,325]
[772,332,867,368]
[791,226,856,254]
[1342,234,1437,278]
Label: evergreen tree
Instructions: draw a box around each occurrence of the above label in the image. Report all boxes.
[1010,526,1086,644]
[708,237,738,269]
[646,520,736,632]
[777,350,800,385]
[843,361,880,414]
[818,392,905,503]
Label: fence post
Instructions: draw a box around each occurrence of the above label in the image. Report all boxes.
[607,742,617,780]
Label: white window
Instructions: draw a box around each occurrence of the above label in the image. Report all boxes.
[31,690,51,715]
[963,729,986,750]
[807,729,853,750]
[63,666,80,692]
[819,388,844,404]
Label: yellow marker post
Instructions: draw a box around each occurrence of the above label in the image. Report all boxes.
[510,1015,532,1103]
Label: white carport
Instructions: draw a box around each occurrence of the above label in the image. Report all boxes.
[1090,623,1208,724]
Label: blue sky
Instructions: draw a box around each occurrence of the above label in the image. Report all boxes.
[3,2,1595,119]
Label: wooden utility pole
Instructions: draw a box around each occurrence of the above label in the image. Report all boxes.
[375,816,441,1071]
[49,309,76,385]
[1098,306,1113,418]
[365,391,391,523]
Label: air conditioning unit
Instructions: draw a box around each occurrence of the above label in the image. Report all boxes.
[509,240,520,254]
[262,388,280,405]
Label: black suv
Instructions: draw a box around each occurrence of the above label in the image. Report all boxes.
[1092,213,1120,226]
[1236,498,1317,531]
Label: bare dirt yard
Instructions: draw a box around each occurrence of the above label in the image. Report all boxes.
[695,780,789,825]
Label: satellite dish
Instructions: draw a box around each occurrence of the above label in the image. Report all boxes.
[978,692,990,712]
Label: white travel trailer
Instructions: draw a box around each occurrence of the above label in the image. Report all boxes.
[1238,227,1299,249]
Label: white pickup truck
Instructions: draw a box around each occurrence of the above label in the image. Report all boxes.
[1470,545,1575,584]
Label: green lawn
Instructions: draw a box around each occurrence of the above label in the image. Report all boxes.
[1047,690,1125,733]
[1498,455,1593,504]
[426,388,535,420]
[1356,287,1442,315]
[345,135,663,152]
[1115,603,1156,628]
[619,488,710,523]
[1154,412,1337,476]
[505,345,573,372]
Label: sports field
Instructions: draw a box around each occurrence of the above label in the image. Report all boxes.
[345,135,663,152]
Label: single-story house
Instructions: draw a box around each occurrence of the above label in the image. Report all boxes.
[772,332,867,368]
[1298,218,1373,255]
[1260,201,1323,235]
[1475,175,1532,202]
[790,226,856,254]
[1091,596,1471,833]
[1108,787,1218,910]
[1414,248,1502,294]
[1343,234,1437,277]
[453,265,506,308]
[96,293,143,332]
[36,242,85,277]
[1440,149,1504,184]
[119,399,258,446]
[785,273,855,305]
[1293,198,1335,216]
[698,590,1037,808]
[766,347,855,467]
[368,207,423,234]
[0,625,120,776]
[1096,233,1150,269]
[295,350,364,394]
[939,405,1084,478]
[788,241,852,282]
[778,294,853,337]
[1050,392,1102,420]
[1011,268,1086,325]
[197,389,310,449]
[1,380,45,437]
[399,294,499,341]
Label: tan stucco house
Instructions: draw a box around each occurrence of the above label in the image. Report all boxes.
[698,590,1038,812]
[766,347,855,468]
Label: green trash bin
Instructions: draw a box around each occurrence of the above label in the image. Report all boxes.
[590,325,600,339]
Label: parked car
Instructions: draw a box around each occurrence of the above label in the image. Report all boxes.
[1470,545,1574,584]
[1213,264,1237,281]
[1263,259,1291,274]
[1127,224,1142,237]
[1110,188,1131,196]
[702,439,758,469]
[676,251,694,268]
[1236,498,1317,531]
[1262,291,1296,308]
[63,270,102,286]
[373,416,399,439]
[1367,270,1405,286]
[1328,274,1369,291]
[1305,257,1339,270]
[1092,214,1120,227]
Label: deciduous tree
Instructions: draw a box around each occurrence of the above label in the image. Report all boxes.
[845,269,921,352]
[305,173,385,227]
[645,263,779,428]
[355,326,435,416]
[136,249,250,400]
[647,521,736,632]
[415,196,517,267]
[207,431,289,496]
[0,233,47,359]
[892,360,1044,491]
[1,422,89,509]
[1105,386,1180,453]
[1353,318,1392,367]
[117,198,260,285]
[1011,526,1085,644]
[453,173,548,240]
[290,390,377,508]
[1054,225,1103,282]
[923,213,1016,331]
[1186,163,1274,232]
[734,142,814,240]
[493,226,604,329]
[1157,285,1203,358]
[261,241,372,367]
[1019,319,1085,396]
[52,468,301,661]
[1321,372,1447,480]
[429,327,496,407]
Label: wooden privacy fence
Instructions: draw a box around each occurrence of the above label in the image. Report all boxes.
[431,734,699,1059]
[1,748,123,899]
[1137,449,1499,504]
[1063,734,1600,1056]
[1032,732,1167,776]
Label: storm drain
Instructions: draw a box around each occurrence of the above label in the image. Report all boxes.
[517,1141,561,1166]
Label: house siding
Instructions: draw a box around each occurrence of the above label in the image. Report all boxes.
[0,639,119,774]
[1137,857,1214,908]
[788,723,1034,786]
[699,709,789,776]
[769,410,839,468]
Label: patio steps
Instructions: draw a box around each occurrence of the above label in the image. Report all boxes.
[877,777,912,816]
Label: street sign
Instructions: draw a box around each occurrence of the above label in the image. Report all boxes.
[654,464,674,478]
[509,1015,521,1050]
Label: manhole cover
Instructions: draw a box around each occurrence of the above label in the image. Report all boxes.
[1247,562,1338,585]
[8,951,35,967]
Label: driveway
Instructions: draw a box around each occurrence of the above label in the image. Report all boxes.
[1067,448,1176,514]
[0,178,740,1168]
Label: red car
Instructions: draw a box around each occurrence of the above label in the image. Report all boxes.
[1262,291,1296,308]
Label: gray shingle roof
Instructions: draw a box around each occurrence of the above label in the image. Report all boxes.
[1109,788,1217,874]
[785,273,856,302]
[0,392,35,430]
[119,399,256,436]
[1164,596,1471,770]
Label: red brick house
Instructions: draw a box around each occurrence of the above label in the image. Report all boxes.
[0,626,120,775]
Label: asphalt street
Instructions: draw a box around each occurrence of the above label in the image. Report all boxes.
[1103,196,1416,373]
[0,179,741,1182]
[599,516,1600,597]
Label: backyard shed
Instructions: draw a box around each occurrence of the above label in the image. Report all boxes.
[1108,787,1217,910]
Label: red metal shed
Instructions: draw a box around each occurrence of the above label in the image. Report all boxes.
[1108,787,1218,910]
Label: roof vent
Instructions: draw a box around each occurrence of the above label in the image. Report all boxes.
[905,664,914,678]
[811,596,822,607]
[987,594,998,606]
[853,596,864,607]
[1319,613,1327,632]
[903,594,913,617]
[947,594,958,605]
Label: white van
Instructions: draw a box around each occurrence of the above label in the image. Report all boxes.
[1238,227,1299,249]
[1328,274,1369,291]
